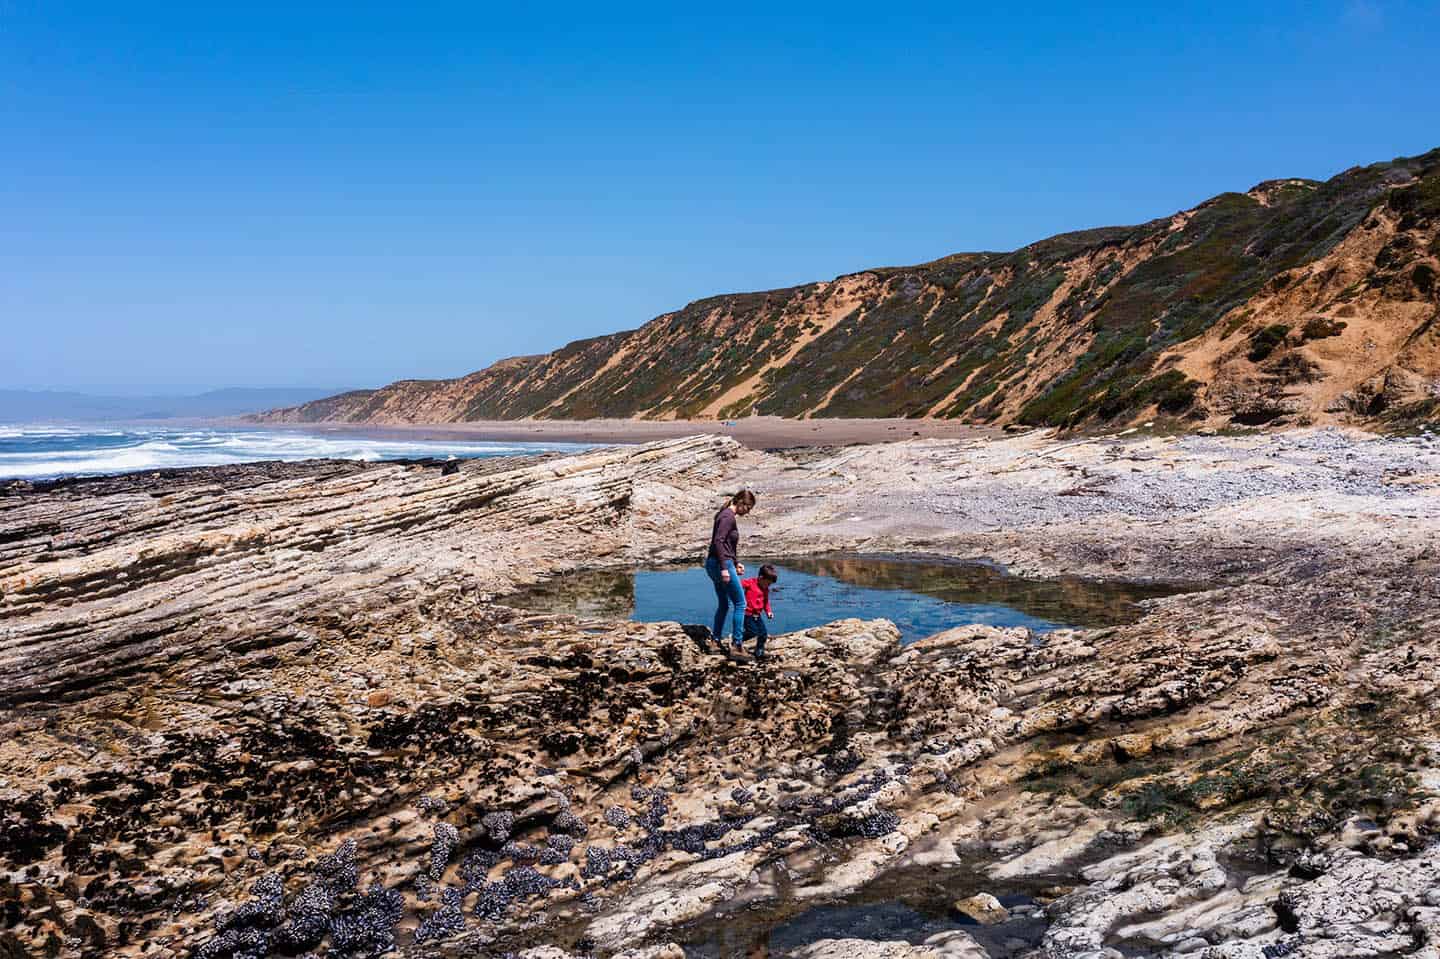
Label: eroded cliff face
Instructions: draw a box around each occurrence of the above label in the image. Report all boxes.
[254,148,1440,430]
[2,432,1438,959]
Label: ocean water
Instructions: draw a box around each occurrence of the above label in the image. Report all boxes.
[0,425,591,481]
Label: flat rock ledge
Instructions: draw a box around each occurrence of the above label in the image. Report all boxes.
[0,432,1436,959]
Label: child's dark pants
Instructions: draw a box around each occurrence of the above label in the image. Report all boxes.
[742,614,768,655]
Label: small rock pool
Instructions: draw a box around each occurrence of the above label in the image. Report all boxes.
[505,554,1192,643]
[671,862,1062,958]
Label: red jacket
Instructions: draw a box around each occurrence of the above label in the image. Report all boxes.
[741,577,772,616]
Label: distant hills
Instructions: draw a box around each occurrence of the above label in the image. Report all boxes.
[1,388,348,423]
[257,147,1440,429]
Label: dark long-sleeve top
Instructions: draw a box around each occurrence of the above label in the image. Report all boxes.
[707,507,739,566]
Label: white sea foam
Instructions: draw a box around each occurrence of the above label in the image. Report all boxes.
[0,426,592,481]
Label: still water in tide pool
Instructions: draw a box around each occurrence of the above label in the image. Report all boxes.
[506,554,1193,643]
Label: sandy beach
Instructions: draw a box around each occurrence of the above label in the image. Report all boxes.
[236,415,1003,449]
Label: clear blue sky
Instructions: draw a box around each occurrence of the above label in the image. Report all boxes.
[3,2,1437,394]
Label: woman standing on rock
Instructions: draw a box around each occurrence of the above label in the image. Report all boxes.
[705,489,756,652]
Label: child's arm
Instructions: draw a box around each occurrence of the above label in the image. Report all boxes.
[765,585,773,618]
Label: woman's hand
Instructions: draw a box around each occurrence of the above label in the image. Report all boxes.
[721,568,731,582]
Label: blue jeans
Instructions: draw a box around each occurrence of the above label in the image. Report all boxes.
[704,557,744,644]
[743,614,769,655]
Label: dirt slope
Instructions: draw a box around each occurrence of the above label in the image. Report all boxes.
[255,148,1440,429]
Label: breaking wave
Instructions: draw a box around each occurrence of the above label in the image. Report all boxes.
[0,426,592,481]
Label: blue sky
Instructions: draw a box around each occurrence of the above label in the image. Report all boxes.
[3,2,1437,394]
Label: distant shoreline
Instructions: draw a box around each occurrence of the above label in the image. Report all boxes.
[232,416,1004,449]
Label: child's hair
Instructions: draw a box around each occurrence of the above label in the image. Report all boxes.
[730,489,757,510]
[759,563,778,581]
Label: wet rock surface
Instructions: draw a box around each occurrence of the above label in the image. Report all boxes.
[1,430,1437,958]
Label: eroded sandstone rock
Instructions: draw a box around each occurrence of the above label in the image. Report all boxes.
[0,431,1436,958]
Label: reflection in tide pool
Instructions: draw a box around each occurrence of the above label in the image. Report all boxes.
[506,554,1192,643]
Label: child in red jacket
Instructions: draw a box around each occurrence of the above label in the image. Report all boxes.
[740,564,778,661]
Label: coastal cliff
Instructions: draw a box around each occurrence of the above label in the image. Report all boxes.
[254,147,1440,430]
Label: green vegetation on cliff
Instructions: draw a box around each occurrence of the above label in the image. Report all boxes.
[257,147,1440,428]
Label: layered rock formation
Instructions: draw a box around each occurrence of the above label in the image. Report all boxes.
[254,148,1440,430]
[0,437,736,705]
[1,430,1438,959]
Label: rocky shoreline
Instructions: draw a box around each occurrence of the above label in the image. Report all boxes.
[2,429,1438,958]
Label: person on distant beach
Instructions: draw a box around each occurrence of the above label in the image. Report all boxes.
[740,564,778,662]
[704,489,756,653]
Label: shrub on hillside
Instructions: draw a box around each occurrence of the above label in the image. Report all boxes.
[1386,175,1440,229]
[1375,235,1416,271]
[1265,352,1322,384]
[1155,374,1202,413]
[1414,263,1437,297]
[1247,324,1291,362]
[1302,317,1348,340]
[1091,369,1200,420]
